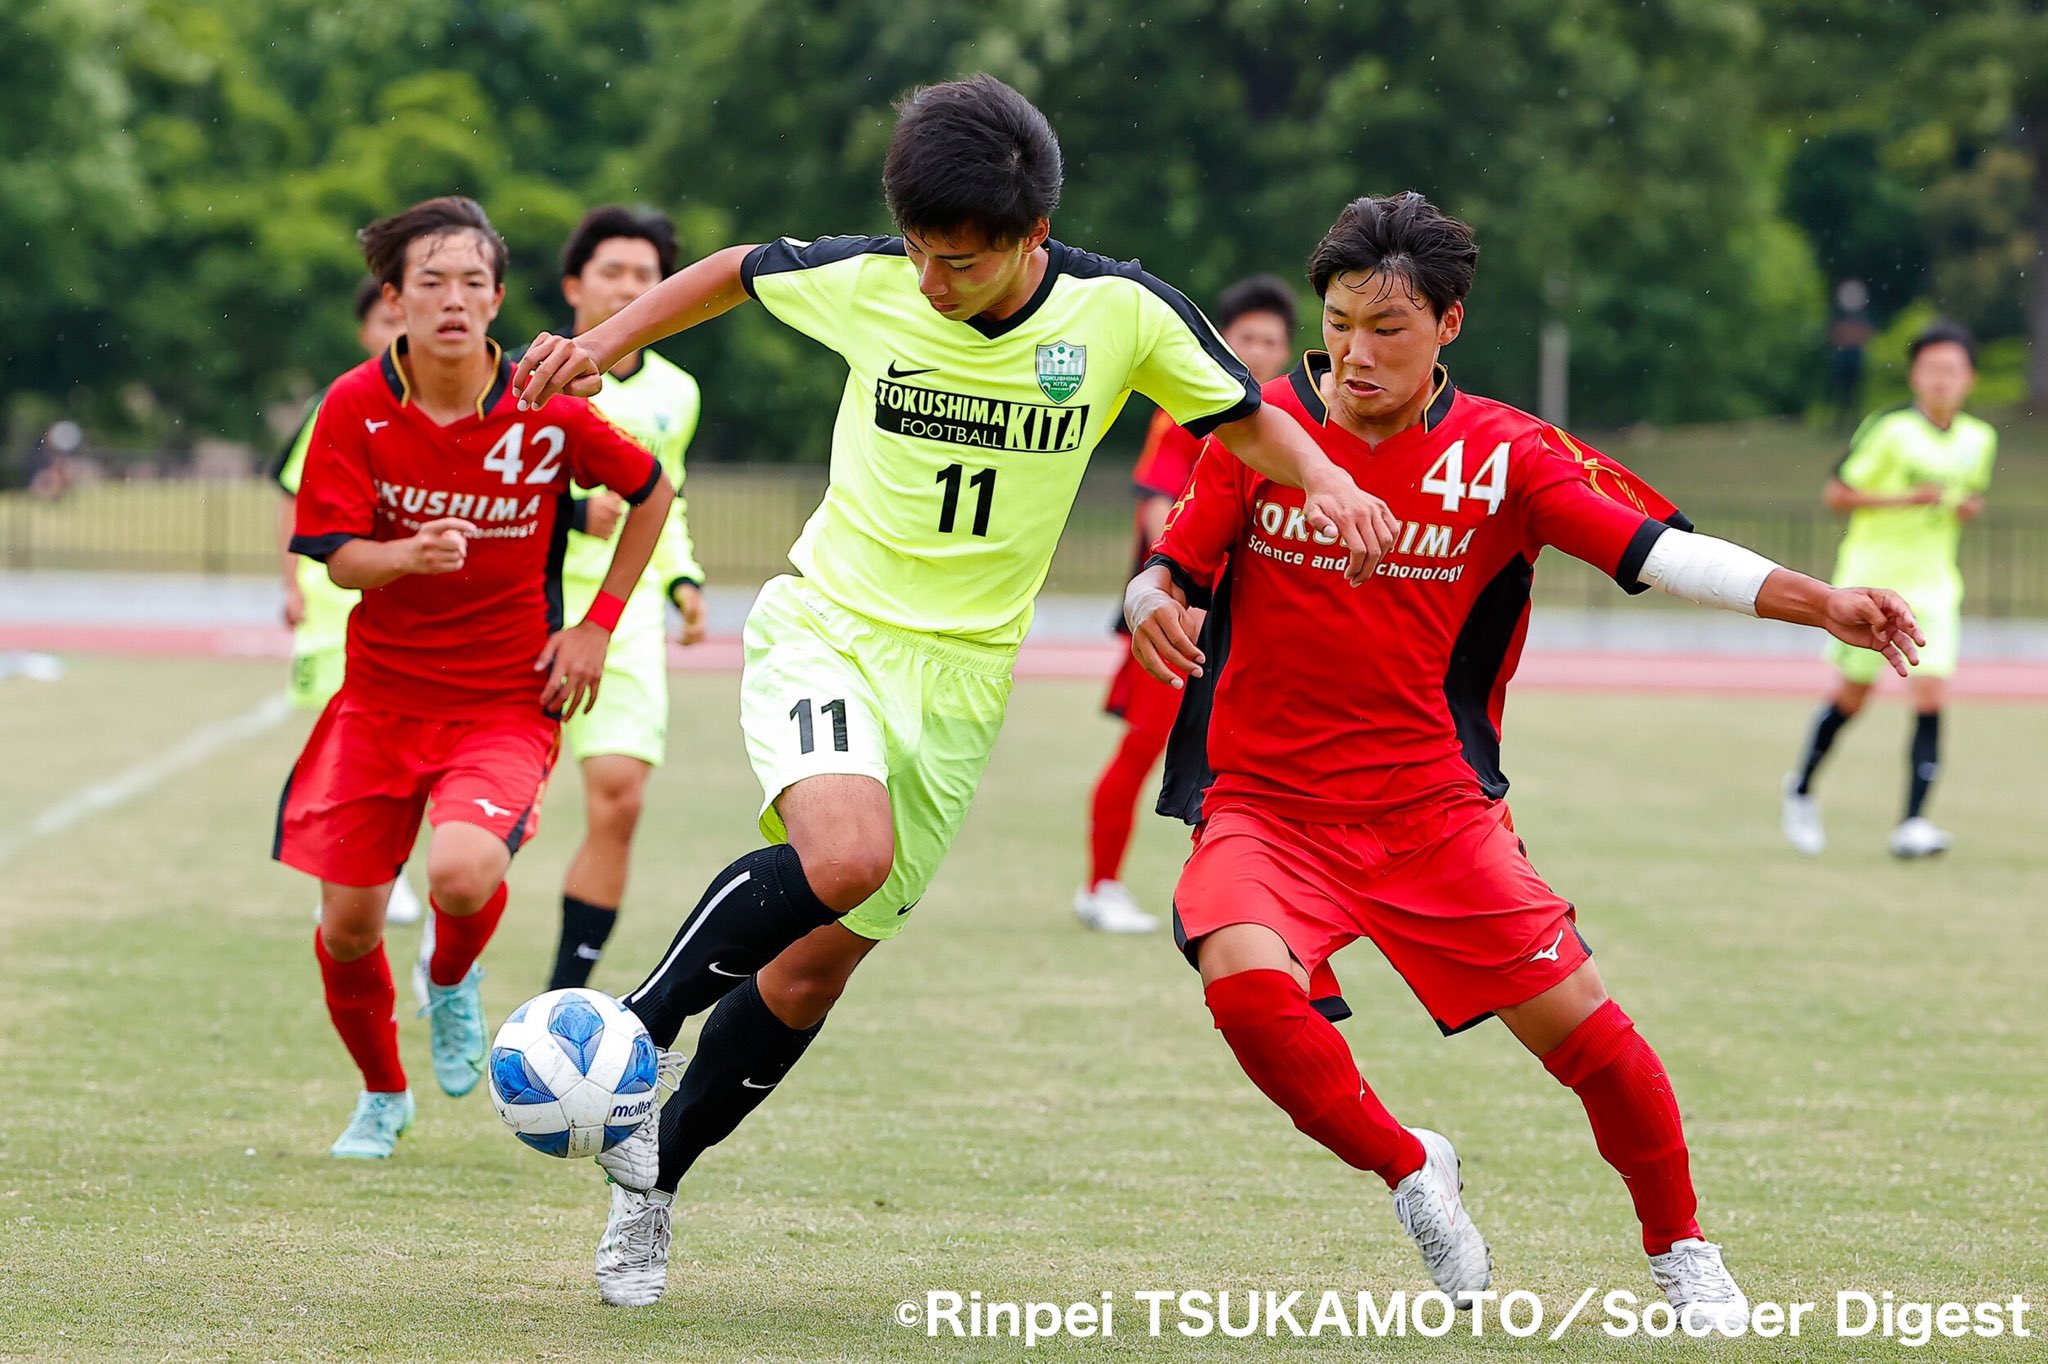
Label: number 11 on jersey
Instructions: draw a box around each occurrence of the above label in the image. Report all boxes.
[936,463,996,536]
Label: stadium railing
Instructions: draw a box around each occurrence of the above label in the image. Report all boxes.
[4,469,2046,618]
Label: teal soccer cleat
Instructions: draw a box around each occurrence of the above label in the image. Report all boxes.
[422,966,488,1097]
[330,1090,416,1159]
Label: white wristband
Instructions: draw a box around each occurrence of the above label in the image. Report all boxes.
[1637,530,1778,616]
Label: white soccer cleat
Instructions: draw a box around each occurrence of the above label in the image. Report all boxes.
[1072,880,1160,934]
[385,872,424,926]
[1649,1237,1749,1336]
[1888,816,1952,859]
[1390,1127,1491,1307]
[596,1185,673,1308]
[1779,775,1824,856]
[410,913,435,1013]
[595,1047,686,1193]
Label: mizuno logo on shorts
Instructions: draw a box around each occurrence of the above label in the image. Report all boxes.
[1529,929,1565,963]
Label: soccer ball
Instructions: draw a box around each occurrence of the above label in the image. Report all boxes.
[487,988,659,1159]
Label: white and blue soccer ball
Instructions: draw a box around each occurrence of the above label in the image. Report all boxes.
[488,988,659,1159]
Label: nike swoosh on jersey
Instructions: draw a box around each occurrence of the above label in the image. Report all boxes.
[886,361,939,379]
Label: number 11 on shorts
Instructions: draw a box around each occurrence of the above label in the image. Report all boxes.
[790,698,849,754]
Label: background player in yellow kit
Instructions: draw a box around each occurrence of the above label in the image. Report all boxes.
[1782,322,1996,858]
[544,206,710,991]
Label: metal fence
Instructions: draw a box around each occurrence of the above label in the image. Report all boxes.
[5,469,2047,618]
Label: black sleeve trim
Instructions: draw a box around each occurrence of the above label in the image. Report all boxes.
[567,498,590,533]
[289,532,358,563]
[740,235,905,300]
[666,575,702,600]
[1142,552,1212,611]
[1183,392,1260,439]
[1614,518,1668,595]
[621,462,663,507]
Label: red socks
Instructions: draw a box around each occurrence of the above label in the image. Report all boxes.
[314,929,405,1093]
[1206,969,1425,1187]
[1542,999,1701,1253]
[429,882,508,987]
[1087,723,1167,887]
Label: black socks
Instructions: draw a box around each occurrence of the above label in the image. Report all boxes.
[548,895,616,991]
[1907,711,1941,820]
[654,975,825,1193]
[622,845,838,1048]
[1795,703,1854,796]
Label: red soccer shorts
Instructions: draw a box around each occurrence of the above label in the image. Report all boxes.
[1173,793,1589,1035]
[274,694,560,887]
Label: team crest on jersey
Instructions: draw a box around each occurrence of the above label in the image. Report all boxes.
[1036,342,1086,403]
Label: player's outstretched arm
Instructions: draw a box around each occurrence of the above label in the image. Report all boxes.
[535,471,677,716]
[1123,564,1207,687]
[516,246,757,410]
[325,517,476,590]
[1635,530,1925,678]
[1211,404,1397,584]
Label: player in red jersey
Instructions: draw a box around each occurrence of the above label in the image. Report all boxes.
[1076,275,1298,934]
[279,196,673,1159]
[1126,193,1922,1331]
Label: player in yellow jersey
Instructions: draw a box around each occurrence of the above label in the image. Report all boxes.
[273,278,423,929]
[544,207,710,992]
[1782,322,1996,858]
[514,74,1397,1308]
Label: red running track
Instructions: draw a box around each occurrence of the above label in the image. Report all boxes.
[3,623,2043,700]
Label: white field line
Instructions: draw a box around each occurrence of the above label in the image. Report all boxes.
[0,694,291,865]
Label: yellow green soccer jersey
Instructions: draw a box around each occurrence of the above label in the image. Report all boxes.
[274,393,360,643]
[740,236,1260,646]
[565,348,705,599]
[1832,405,1996,594]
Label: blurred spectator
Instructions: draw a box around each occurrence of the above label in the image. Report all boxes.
[1826,278,1874,428]
[28,420,83,500]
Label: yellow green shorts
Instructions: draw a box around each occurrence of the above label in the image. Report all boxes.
[1828,586,1961,684]
[287,563,356,709]
[561,579,671,767]
[739,575,1013,942]
[561,620,669,766]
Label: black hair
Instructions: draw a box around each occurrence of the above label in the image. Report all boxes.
[560,205,679,280]
[883,73,1062,245]
[358,196,508,291]
[1908,320,1978,369]
[1215,274,1298,336]
[351,276,386,321]
[1306,192,1478,317]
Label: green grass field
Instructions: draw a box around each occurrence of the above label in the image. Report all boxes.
[2,660,2044,1361]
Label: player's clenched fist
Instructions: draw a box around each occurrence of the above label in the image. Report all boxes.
[1302,467,1399,585]
[405,517,476,575]
[514,331,607,410]
[1124,564,1207,687]
[1822,586,1925,678]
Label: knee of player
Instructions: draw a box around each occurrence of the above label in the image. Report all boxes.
[318,921,382,961]
[589,783,645,838]
[802,845,893,913]
[759,970,848,1030]
[426,861,501,915]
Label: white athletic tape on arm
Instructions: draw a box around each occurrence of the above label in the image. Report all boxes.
[1637,531,1778,616]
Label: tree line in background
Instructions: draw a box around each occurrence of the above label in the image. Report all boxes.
[7,0,2045,466]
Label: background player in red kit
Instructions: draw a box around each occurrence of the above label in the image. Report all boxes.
[1076,275,1298,934]
[1126,194,1922,1330]
[280,197,673,1159]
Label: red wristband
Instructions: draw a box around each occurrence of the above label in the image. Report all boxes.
[583,590,626,633]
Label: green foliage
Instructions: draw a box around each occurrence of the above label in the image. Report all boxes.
[7,0,2037,451]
